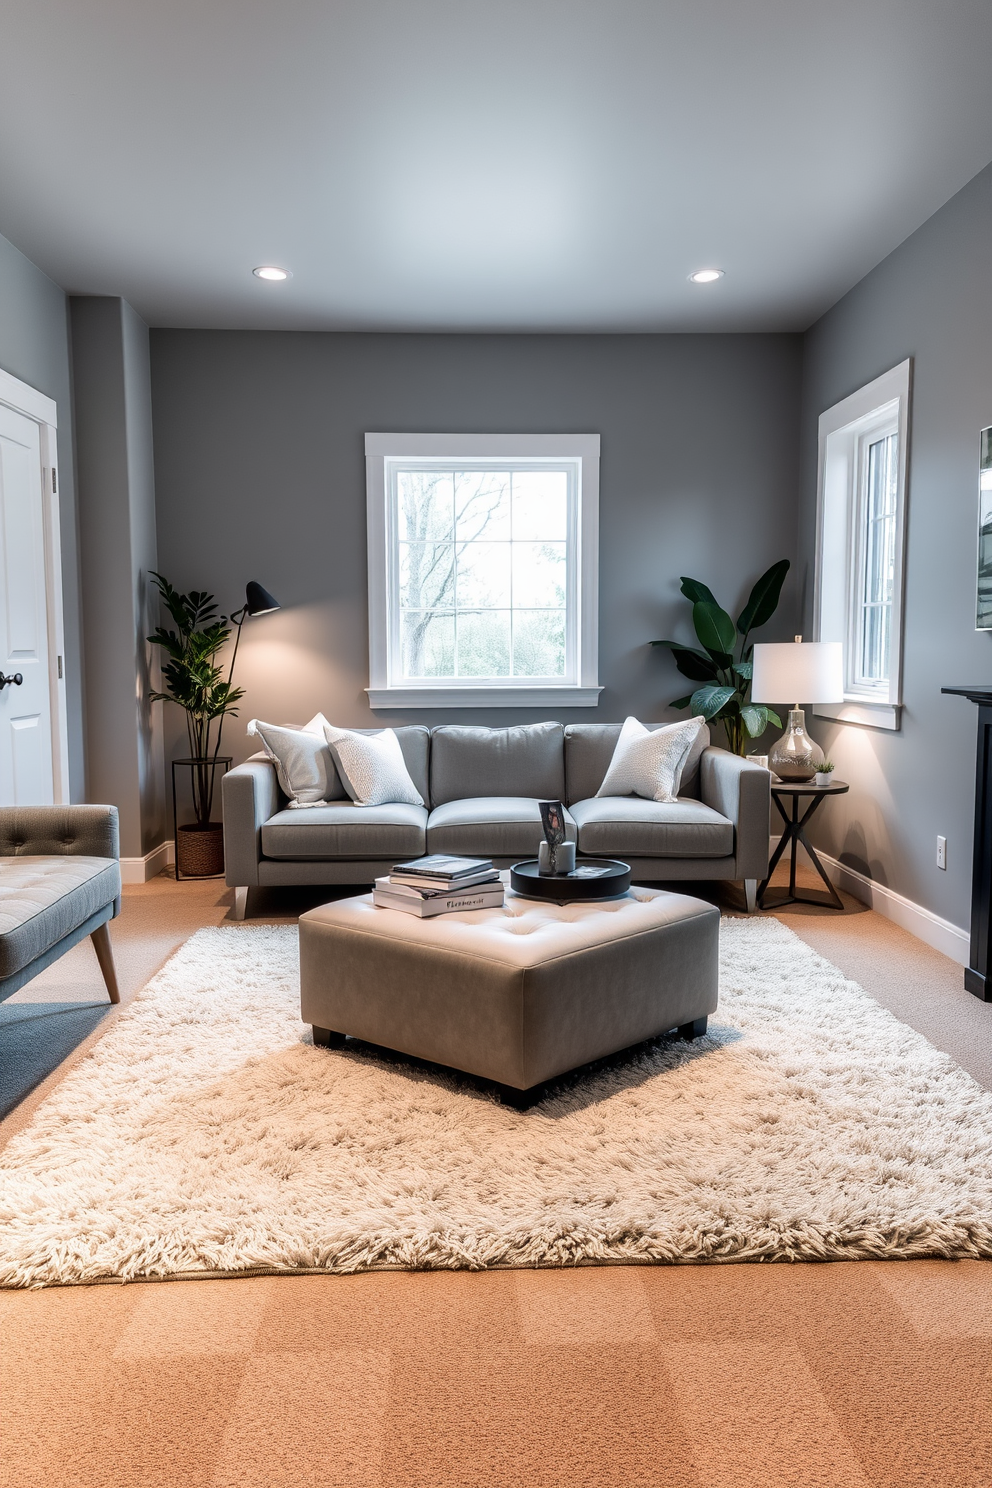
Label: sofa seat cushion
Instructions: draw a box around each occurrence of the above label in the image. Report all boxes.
[569,797,733,859]
[261,803,428,860]
[426,798,577,858]
[0,856,121,979]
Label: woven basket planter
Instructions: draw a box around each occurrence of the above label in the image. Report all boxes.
[176,823,225,878]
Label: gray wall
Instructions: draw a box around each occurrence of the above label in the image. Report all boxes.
[799,164,992,930]
[0,231,85,799]
[71,296,165,857]
[150,331,803,779]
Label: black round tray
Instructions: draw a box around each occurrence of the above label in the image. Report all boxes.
[509,857,631,902]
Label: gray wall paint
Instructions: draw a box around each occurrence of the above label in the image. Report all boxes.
[0,231,85,799]
[71,297,165,856]
[150,331,803,782]
[799,164,992,930]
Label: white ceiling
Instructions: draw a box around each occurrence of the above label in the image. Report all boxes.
[1,0,990,332]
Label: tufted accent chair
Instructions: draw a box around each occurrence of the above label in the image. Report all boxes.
[0,805,122,1004]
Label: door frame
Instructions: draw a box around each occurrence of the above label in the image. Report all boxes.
[0,365,70,803]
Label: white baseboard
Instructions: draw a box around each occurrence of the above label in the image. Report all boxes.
[120,840,175,884]
[769,835,969,965]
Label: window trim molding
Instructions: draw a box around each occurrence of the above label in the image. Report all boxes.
[364,432,602,709]
[812,359,912,733]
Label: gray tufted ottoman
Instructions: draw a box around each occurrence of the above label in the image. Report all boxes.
[299,884,719,1105]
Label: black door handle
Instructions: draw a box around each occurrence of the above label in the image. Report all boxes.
[0,673,23,690]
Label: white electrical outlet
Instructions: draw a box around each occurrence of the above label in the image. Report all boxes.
[937,836,947,870]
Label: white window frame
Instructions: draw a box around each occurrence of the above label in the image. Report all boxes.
[365,433,602,709]
[813,359,911,732]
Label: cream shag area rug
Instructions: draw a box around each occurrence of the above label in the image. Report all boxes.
[2,917,992,1286]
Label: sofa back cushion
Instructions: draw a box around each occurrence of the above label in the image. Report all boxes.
[429,722,565,808]
[565,722,708,803]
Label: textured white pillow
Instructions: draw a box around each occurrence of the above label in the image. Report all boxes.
[247,714,342,807]
[596,716,707,803]
[322,724,425,807]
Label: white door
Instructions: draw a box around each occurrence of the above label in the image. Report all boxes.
[0,402,55,805]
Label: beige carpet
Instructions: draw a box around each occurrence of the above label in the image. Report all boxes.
[3,912,991,1286]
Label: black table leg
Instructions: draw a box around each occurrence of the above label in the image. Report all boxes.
[758,791,844,910]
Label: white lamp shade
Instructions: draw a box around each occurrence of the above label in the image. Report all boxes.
[751,641,844,704]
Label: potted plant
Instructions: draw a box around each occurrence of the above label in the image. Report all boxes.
[652,560,790,756]
[815,760,836,787]
[148,574,245,878]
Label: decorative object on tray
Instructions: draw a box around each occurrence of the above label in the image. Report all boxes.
[651,559,790,754]
[596,716,706,803]
[373,854,503,916]
[148,573,280,877]
[537,800,574,874]
[751,636,844,782]
[510,857,631,903]
[815,760,835,787]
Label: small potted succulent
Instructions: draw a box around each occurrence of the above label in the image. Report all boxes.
[815,760,836,787]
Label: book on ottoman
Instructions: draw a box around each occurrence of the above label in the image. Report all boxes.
[390,855,497,890]
[373,877,505,917]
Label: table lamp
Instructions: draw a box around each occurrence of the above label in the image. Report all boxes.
[751,637,844,781]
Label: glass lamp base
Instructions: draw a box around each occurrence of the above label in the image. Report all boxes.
[768,708,824,782]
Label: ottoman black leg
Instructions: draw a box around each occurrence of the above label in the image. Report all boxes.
[495,1082,539,1110]
[312,1026,346,1048]
[677,1016,708,1041]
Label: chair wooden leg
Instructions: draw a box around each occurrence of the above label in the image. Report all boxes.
[744,879,758,913]
[232,887,248,921]
[91,922,120,1004]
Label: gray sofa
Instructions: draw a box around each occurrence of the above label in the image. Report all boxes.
[223,721,770,918]
[0,806,122,1004]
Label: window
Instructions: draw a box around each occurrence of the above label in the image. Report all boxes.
[814,360,911,730]
[365,434,601,708]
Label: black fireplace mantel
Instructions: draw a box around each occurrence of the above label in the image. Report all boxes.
[941,686,992,1000]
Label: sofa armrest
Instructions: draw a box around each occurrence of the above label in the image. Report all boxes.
[223,757,282,887]
[0,804,120,860]
[699,748,770,880]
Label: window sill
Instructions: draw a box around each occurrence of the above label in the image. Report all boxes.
[367,684,604,710]
[813,700,901,731]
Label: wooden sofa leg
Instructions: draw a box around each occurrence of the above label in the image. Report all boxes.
[91,923,120,1004]
[744,879,758,914]
[232,887,248,921]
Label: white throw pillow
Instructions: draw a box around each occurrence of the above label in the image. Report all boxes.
[247,714,342,807]
[322,723,424,807]
[596,716,707,803]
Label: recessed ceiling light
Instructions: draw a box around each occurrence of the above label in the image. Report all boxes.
[253,265,291,281]
[688,268,724,284]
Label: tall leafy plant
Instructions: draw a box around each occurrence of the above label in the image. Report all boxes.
[652,560,790,755]
[147,574,245,827]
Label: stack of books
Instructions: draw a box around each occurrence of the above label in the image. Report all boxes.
[373,855,504,917]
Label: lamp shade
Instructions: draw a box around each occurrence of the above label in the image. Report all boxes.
[244,581,281,617]
[751,641,843,704]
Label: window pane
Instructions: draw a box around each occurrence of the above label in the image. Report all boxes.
[397,472,453,543]
[511,472,568,539]
[399,543,455,610]
[513,542,566,608]
[513,610,566,677]
[859,433,898,684]
[455,472,511,541]
[456,541,511,607]
[401,611,454,678]
[457,610,511,677]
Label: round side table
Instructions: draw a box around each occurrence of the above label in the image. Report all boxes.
[758,780,849,910]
